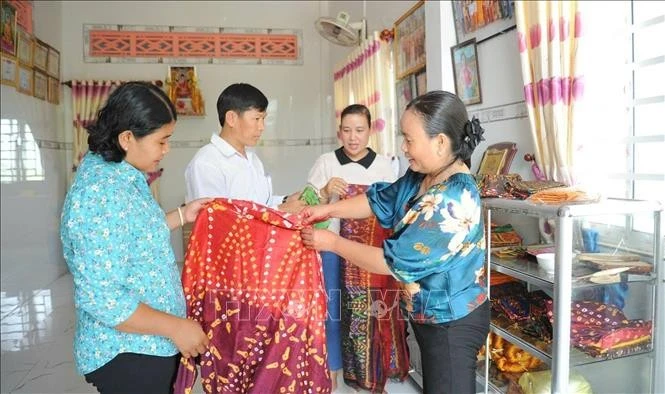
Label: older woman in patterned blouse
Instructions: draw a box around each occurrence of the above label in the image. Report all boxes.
[301,90,489,394]
[60,82,210,393]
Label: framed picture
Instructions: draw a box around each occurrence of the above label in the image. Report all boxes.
[395,75,416,122]
[16,29,31,65]
[33,69,47,100]
[1,1,17,56]
[451,39,482,105]
[415,69,427,96]
[394,0,426,80]
[17,63,32,95]
[32,38,48,72]
[166,65,205,116]
[477,148,510,175]
[452,0,515,43]
[47,76,59,104]
[1,55,17,86]
[47,45,59,78]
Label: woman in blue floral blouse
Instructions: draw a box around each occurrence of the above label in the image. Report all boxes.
[301,90,489,393]
[61,82,210,393]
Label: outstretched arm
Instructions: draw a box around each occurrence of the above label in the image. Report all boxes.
[300,228,392,275]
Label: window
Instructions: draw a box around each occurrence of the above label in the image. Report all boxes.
[576,1,664,241]
[0,118,45,183]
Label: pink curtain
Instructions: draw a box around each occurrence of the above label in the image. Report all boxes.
[333,31,396,157]
[515,1,584,184]
[71,80,122,172]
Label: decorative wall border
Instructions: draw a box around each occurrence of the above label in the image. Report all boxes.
[467,100,528,124]
[83,24,303,65]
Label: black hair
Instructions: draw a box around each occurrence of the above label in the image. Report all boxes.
[340,104,372,127]
[216,83,268,127]
[87,81,176,163]
[406,90,484,167]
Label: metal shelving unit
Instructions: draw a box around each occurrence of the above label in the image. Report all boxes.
[481,198,664,394]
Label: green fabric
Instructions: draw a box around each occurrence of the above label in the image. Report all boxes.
[300,185,330,229]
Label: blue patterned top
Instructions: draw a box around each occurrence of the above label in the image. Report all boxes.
[367,170,487,324]
[60,152,185,375]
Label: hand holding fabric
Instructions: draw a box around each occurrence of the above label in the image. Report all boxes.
[171,318,210,359]
[300,227,338,252]
[321,177,348,201]
[300,204,333,226]
[182,198,213,224]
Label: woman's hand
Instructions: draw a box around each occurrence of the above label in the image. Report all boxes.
[182,198,213,224]
[300,204,332,226]
[300,227,338,252]
[321,177,348,201]
[170,318,210,359]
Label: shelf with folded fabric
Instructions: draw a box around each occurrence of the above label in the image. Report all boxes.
[489,255,656,290]
[489,314,654,367]
[481,197,663,394]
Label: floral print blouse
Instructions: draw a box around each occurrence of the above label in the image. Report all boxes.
[366,170,487,323]
[60,152,185,375]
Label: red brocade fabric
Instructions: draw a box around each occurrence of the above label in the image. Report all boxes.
[173,199,331,394]
[339,184,410,393]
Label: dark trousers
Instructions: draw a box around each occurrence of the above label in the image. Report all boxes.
[410,301,489,394]
[84,352,179,394]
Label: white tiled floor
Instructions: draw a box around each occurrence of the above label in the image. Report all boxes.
[1,273,421,394]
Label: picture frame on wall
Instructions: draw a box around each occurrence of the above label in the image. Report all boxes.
[16,29,31,66]
[1,1,17,56]
[47,45,59,78]
[33,69,47,100]
[1,55,17,86]
[452,0,516,44]
[166,65,205,116]
[395,75,415,121]
[415,69,427,96]
[17,63,32,95]
[394,0,426,80]
[47,76,59,104]
[32,39,48,72]
[451,39,482,105]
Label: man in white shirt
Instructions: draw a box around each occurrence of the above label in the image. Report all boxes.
[184,83,304,212]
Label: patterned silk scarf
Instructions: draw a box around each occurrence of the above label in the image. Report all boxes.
[174,199,331,394]
[339,184,410,393]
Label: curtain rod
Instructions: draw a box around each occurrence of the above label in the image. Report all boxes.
[61,80,164,88]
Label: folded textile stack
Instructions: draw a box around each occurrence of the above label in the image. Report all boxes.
[490,223,523,247]
[527,187,600,205]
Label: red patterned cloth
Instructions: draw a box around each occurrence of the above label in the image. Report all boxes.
[174,199,331,394]
[339,184,410,393]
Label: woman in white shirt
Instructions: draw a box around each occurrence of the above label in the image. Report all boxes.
[306,104,409,392]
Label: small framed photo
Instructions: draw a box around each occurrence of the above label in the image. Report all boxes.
[47,76,59,104]
[166,65,205,116]
[17,63,32,95]
[1,1,17,56]
[394,0,426,80]
[33,69,47,100]
[17,29,32,65]
[451,39,482,105]
[1,55,17,86]
[47,46,59,78]
[32,38,48,72]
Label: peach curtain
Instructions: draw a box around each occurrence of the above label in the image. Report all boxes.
[333,31,397,157]
[515,1,584,184]
[71,80,121,172]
